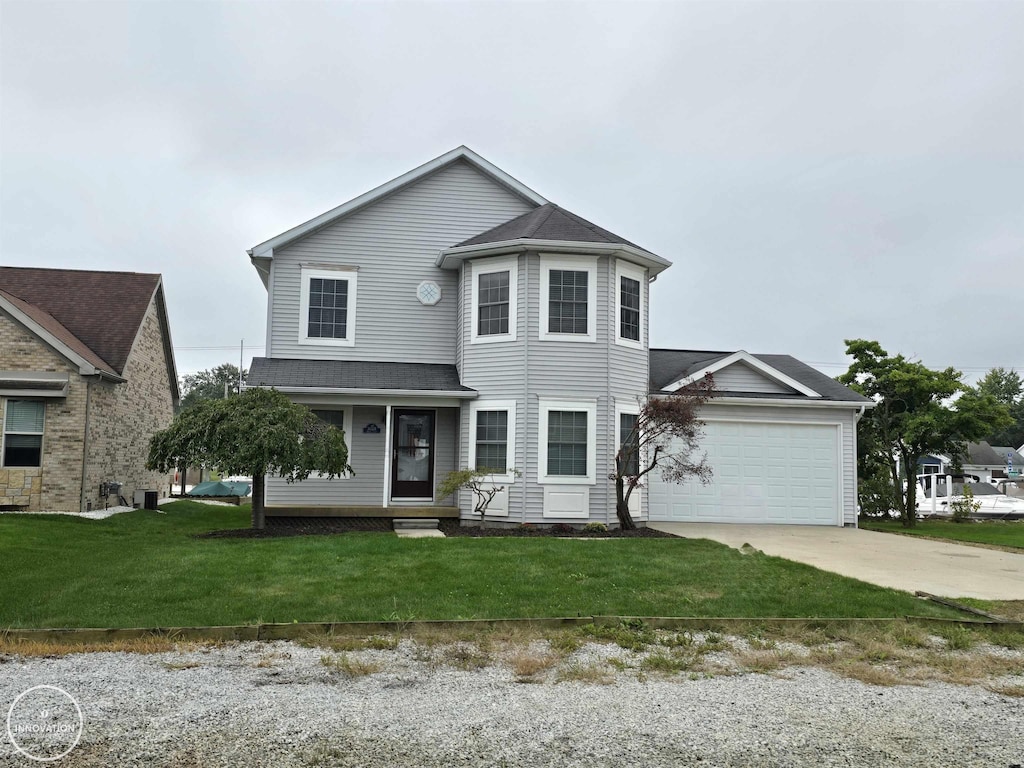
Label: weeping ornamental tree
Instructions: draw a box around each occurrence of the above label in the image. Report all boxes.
[838,339,1011,528]
[147,387,352,529]
[613,375,717,530]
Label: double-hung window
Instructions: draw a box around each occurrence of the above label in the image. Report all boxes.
[470,258,517,343]
[3,400,44,467]
[308,406,353,475]
[299,267,357,346]
[538,399,596,484]
[540,256,596,341]
[618,411,640,477]
[615,260,645,348]
[469,400,516,481]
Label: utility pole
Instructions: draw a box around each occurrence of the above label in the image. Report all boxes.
[239,339,244,394]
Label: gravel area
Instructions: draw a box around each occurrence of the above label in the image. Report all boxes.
[1,637,1021,767]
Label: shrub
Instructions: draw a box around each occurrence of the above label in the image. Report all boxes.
[582,522,608,533]
[950,485,981,523]
[549,523,576,535]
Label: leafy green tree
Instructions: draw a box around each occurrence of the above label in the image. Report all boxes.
[180,364,247,410]
[147,388,351,529]
[838,340,1012,528]
[971,367,1024,448]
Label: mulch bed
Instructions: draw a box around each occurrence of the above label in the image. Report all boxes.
[195,517,677,539]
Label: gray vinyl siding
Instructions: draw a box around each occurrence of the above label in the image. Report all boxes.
[265,405,459,508]
[267,160,535,363]
[608,259,650,520]
[459,253,650,525]
[265,405,387,507]
[694,403,859,527]
[711,363,794,395]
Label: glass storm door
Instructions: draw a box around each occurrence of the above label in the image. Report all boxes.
[391,410,435,499]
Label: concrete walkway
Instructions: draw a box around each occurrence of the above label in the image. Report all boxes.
[648,522,1024,600]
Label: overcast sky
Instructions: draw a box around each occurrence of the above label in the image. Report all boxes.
[2,0,1021,383]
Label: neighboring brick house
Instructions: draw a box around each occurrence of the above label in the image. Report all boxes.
[0,267,179,512]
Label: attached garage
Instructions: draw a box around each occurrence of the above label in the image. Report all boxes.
[646,350,872,527]
[648,419,841,525]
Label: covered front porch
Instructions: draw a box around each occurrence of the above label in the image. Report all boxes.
[247,358,476,518]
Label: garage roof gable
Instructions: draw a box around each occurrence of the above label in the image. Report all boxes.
[660,350,821,397]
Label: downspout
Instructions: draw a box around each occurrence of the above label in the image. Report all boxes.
[79,378,93,513]
[521,253,529,524]
[605,258,613,527]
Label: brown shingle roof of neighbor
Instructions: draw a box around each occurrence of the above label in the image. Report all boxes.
[0,288,118,375]
[455,203,649,252]
[0,266,160,376]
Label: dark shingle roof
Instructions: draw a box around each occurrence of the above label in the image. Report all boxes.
[0,267,160,375]
[248,358,475,393]
[0,288,117,375]
[964,441,1006,466]
[456,203,647,251]
[991,446,1024,466]
[649,348,872,403]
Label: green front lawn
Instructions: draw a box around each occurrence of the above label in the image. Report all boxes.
[863,519,1024,550]
[0,502,960,628]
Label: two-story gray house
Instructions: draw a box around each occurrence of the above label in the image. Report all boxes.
[247,147,871,527]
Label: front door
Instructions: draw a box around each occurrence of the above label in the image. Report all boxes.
[391,409,435,499]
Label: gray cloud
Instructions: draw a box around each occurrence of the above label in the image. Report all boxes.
[2,0,1021,380]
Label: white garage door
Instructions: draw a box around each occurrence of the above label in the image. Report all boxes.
[648,421,840,525]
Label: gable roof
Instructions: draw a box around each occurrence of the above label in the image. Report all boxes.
[248,357,477,397]
[0,267,172,386]
[650,348,873,404]
[963,441,1008,467]
[0,288,118,376]
[247,146,548,259]
[456,203,647,251]
[991,446,1024,467]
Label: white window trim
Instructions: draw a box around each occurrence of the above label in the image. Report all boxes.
[614,260,645,350]
[468,399,517,483]
[538,398,597,485]
[309,405,354,478]
[1,399,45,469]
[539,254,597,343]
[298,266,357,347]
[614,399,643,517]
[470,257,518,344]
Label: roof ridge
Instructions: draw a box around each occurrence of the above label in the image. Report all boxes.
[551,205,617,244]
[0,265,160,278]
[524,204,559,238]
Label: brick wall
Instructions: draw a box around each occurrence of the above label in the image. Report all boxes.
[0,311,86,511]
[83,298,176,508]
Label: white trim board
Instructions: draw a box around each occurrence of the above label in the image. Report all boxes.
[662,351,821,398]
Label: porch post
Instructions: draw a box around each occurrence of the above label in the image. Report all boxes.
[382,405,392,508]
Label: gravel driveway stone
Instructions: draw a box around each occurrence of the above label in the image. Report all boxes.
[1,639,1020,767]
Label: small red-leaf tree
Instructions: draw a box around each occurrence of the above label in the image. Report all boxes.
[147,387,351,530]
[613,374,717,530]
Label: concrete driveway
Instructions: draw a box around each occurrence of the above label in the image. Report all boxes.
[648,523,1024,600]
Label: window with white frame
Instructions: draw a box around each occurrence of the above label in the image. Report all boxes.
[615,260,644,348]
[299,267,357,346]
[538,399,596,484]
[539,256,596,341]
[3,400,44,467]
[470,258,517,343]
[469,401,516,481]
[618,411,640,476]
[308,406,353,474]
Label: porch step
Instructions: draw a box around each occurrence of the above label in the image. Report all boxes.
[393,518,445,538]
